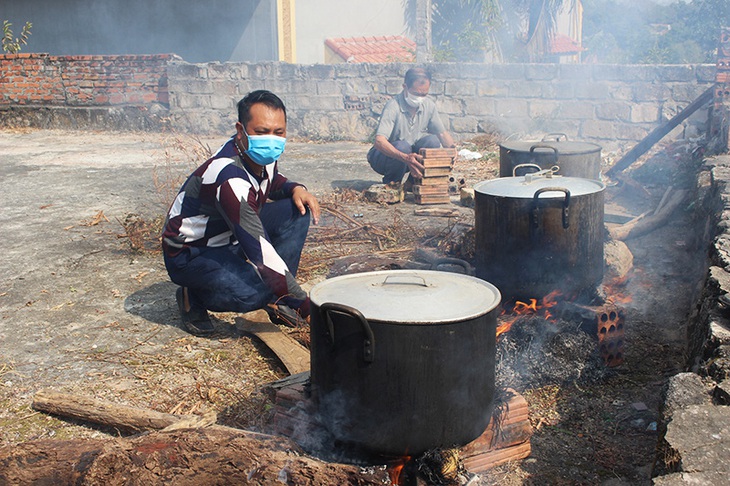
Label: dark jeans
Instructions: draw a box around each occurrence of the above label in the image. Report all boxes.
[367,135,441,183]
[164,198,310,313]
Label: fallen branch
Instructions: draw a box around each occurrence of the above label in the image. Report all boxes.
[32,389,216,433]
[609,189,688,241]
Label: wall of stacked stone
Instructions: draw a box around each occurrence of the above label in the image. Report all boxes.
[0,55,717,149]
[167,61,716,150]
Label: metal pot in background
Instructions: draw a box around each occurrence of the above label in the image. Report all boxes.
[309,270,501,457]
[474,169,605,301]
[499,133,602,180]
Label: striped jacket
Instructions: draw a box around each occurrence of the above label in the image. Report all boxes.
[162,136,309,314]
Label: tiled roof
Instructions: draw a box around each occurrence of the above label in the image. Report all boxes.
[549,34,585,55]
[325,35,416,63]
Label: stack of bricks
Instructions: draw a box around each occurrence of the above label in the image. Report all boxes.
[460,389,533,472]
[413,148,457,205]
[270,378,532,474]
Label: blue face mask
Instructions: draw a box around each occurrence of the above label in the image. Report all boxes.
[245,134,286,166]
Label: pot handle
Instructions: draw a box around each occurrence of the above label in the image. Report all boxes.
[512,163,542,177]
[541,133,569,142]
[382,274,429,287]
[320,302,375,363]
[431,257,475,276]
[530,187,571,231]
[529,144,560,163]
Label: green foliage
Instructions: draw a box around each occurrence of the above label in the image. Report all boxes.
[431,0,504,62]
[2,20,32,54]
[583,0,729,64]
[423,0,577,62]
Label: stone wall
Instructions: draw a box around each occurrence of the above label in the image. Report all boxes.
[0,54,716,150]
[651,153,730,483]
[166,62,716,150]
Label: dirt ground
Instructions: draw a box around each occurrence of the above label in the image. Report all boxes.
[0,128,711,485]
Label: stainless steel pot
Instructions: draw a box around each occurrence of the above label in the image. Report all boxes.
[474,169,605,300]
[309,270,501,456]
[500,133,602,180]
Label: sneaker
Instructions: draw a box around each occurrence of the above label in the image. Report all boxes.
[176,287,215,336]
[265,303,308,328]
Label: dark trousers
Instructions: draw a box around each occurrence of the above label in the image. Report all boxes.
[367,135,441,183]
[164,198,310,313]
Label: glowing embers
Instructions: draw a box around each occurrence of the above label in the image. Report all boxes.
[386,455,411,486]
[598,305,626,367]
[496,290,562,338]
[497,291,627,368]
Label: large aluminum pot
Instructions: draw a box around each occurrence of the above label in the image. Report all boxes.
[474,169,605,301]
[309,270,501,456]
[500,133,602,180]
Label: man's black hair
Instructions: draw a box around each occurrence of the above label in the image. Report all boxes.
[237,90,287,126]
[404,67,432,88]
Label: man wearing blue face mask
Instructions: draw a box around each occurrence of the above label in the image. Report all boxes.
[161,90,320,336]
[367,67,455,186]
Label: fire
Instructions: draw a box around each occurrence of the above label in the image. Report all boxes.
[496,290,563,338]
[387,456,411,485]
[602,275,634,305]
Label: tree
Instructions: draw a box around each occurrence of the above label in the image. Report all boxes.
[404,0,579,62]
[2,20,32,54]
[582,0,730,64]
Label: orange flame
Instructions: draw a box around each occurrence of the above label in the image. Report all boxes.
[496,290,563,338]
[387,456,411,485]
[603,275,633,305]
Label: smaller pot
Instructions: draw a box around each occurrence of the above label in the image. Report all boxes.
[474,170,605,300]
[500,133,602,180]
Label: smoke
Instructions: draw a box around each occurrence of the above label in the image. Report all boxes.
[495,315,611,390]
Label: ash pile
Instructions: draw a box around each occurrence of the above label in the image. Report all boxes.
[495,315,613,391]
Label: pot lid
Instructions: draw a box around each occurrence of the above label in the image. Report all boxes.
[500,140,601,155]
[310,270,501,324]
[474,174,605,199]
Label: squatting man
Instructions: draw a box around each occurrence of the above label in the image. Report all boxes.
[367,67,456,187]
[161,90,320,336]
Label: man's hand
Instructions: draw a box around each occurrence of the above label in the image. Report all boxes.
[403,152,425,179]
[292,186,320,225]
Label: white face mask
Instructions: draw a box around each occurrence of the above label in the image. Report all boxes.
[405,90,425,108]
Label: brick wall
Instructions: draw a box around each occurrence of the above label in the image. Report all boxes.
[0,53,175,130]
[0,54,716,150]
[0,53,174,106]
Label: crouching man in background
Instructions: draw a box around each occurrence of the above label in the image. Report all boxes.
[367,67,455,186]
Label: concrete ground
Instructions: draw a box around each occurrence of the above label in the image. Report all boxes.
[2,128,727,484]
[0,128,377,385]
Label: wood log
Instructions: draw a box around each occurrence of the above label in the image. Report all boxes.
[32,389,203,432]
[235,310,310,375]
[32,390,281,438]
[606,85,714,177]
[0,427,388,485]
[609,189,688,241]
[413,207,459,217]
